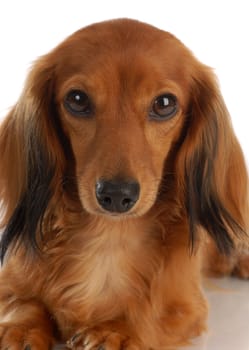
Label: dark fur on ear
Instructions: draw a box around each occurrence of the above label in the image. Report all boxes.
[185,120,242,255]
[177,64,248,255]
[0,125,54,262]
[0,56,70,263]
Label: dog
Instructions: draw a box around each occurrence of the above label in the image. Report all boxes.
[0,18,248,350]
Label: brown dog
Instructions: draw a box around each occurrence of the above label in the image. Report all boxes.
[0,19,248,350]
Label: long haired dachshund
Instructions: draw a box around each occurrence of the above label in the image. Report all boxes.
[0,19,248,350]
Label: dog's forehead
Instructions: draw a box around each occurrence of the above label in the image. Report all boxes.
[68,19,174,53]
[55,19,192,86]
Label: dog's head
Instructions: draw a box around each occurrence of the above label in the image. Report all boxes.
[0,19,248,261]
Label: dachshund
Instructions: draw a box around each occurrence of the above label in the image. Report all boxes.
[0,18,248,350]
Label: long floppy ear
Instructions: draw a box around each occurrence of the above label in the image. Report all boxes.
[177,64,249,254]
[0,55,70,263]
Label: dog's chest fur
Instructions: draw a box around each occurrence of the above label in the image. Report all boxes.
[47,217,162,323]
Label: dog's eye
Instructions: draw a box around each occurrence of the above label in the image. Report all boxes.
[64,90,93,117]
[150,94,178,120]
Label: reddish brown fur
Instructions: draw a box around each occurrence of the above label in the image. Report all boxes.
[0,19,248,349]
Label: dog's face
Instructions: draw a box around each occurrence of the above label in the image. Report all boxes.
[1,19,247,262]
[55,20,192,217]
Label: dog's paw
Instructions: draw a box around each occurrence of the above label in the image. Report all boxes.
[233,254,249,278]
[0,323,53,349]
[66,327,139,350]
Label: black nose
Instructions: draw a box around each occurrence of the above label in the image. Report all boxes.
[96,179,140,213]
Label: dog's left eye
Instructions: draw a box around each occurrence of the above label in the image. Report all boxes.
[150,94,178,120]
[64,90,93,117]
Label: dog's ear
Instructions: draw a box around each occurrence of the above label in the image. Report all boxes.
[176,64,249,254]
[0,55,69,262]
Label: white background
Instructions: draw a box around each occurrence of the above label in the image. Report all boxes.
[0,0,248,163]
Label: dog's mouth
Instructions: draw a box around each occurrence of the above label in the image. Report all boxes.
[95,209,139,220]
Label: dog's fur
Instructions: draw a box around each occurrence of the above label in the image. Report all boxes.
[0,19,248,349]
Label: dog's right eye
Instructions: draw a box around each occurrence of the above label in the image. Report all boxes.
[150,93,178,121]
[64,90,93,117]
